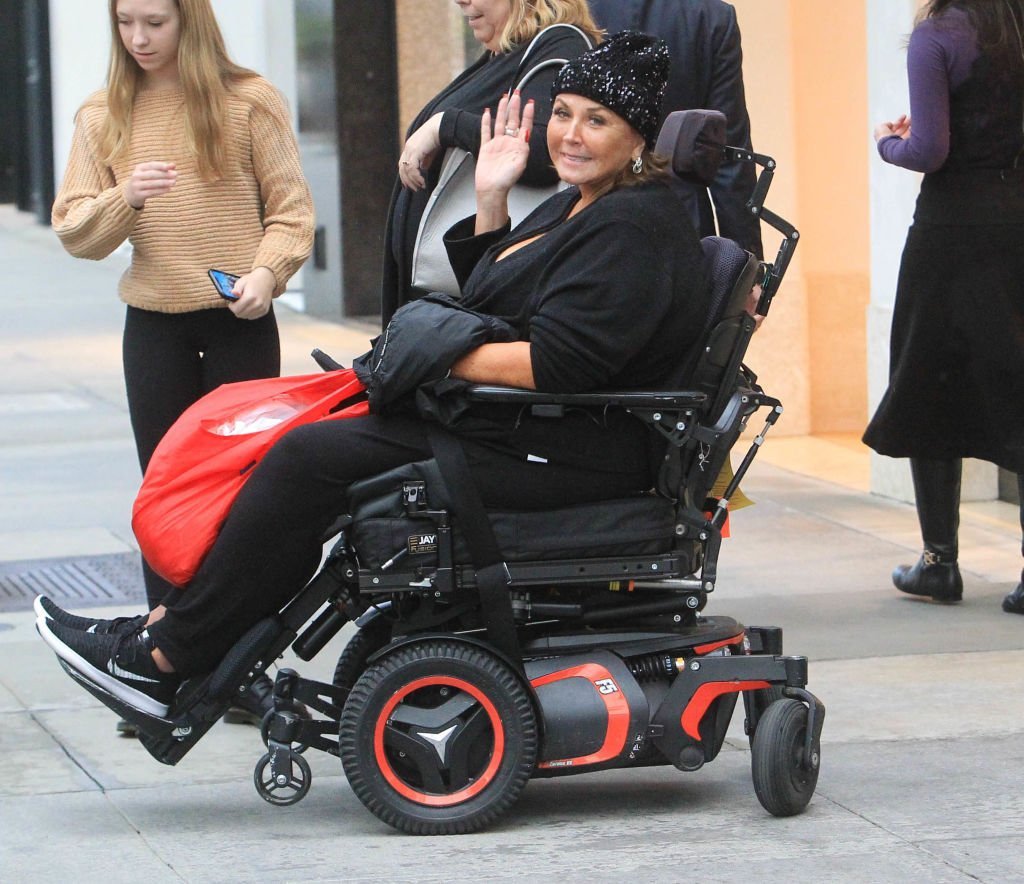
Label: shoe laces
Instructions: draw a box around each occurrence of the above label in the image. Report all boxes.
[110,627,154,670]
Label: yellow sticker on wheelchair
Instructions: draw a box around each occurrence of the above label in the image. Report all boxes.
[407,533,439,555]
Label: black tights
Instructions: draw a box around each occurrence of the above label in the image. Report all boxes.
[147,415,652,677]
[122,305,280,609]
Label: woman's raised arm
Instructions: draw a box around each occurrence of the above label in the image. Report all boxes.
[473,92,536,235]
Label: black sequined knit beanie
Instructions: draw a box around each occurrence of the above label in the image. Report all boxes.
[551,31,670,149]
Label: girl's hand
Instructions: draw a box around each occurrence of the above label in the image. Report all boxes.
[874,114,911,143]
[398,114,443,190]
[476,92,534,198]
[123,161,177,209]
[228,266,275,319]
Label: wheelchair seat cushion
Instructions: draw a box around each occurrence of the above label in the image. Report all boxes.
[347,460,677,570]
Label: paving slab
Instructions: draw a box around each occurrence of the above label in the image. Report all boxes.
[0,792,182,884]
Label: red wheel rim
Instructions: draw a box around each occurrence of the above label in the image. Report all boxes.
[373,675,505,807]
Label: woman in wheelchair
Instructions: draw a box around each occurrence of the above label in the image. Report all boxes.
[37,33,713,720]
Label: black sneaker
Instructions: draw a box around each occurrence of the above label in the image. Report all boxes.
[37,617,180,717]
[34,595,147,636]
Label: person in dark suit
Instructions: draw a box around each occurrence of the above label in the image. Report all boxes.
[587,0,762,257]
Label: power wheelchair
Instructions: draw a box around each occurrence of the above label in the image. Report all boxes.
[59,109,824,835]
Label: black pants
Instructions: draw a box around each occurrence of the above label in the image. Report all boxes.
[147,414,651,677]
[122,305,280,608]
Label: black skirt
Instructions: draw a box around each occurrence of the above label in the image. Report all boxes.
[863,170,1024,472]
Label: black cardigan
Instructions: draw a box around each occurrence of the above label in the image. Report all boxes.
[381,28,592,323]
[439,182,708,473]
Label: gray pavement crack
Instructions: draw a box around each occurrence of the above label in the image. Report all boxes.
[818,792,987,882]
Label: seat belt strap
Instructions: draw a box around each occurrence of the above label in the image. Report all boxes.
[426,425,522,668]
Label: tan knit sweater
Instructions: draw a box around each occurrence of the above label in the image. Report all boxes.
[52,76,314,313]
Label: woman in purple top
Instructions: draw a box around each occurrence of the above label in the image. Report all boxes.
[864,0,1024,614]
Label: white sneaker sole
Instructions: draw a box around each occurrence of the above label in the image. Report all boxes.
[33,595,52,621]
[36,616,170,718]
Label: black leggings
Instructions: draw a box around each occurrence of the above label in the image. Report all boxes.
[122,305,280,607]
[148,414,651,676]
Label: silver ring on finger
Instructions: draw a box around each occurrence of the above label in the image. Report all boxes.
[504,127,519,137]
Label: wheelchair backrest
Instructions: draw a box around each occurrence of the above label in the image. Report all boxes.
[651,111,767,506]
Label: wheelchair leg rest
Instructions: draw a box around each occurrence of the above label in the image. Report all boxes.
[258,670,349,759]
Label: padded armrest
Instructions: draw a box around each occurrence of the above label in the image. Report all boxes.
[465,384,707,409]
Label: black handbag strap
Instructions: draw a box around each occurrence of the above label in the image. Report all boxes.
[426,424,522,668]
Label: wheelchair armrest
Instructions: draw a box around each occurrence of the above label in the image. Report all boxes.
[464,385,708,410]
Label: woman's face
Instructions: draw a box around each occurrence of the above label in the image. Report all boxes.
[115,0,182,84]
[547,94,646,201]
[454,0,513,52]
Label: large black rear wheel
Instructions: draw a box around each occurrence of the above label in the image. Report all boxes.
[339,640,537,835]
[332,620,392,692]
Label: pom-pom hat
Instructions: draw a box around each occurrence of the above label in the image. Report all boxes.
[551,31,671,149]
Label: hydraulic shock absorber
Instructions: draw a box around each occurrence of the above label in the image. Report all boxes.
[628,652,686,681]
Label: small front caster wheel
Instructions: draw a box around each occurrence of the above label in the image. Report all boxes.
[751,698,820,817]
[254,750,312,806]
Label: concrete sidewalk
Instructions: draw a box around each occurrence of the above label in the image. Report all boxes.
[1,205,1022,883]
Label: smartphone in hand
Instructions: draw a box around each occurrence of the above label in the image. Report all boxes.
[208,268,240,301]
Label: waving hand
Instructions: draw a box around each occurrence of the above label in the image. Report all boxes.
[474,92,536,235]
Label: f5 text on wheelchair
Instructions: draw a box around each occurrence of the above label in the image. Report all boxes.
[48,109,822,836]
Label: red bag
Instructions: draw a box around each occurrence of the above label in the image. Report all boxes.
[132,368,368,587]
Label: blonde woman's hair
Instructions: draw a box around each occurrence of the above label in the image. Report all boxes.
[499,0,603,51]
[99,0,258,179]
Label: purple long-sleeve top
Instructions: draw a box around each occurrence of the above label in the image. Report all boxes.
[879,8,978,172]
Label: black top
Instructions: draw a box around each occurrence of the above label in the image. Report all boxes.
[587,0,763,257]
[440,181,708,472]
[382,28,592,322]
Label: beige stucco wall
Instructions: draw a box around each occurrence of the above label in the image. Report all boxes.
[732,0,870,437]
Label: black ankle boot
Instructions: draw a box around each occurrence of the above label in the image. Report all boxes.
[893,546,964,603]
[1003,572,1024,614]
[895,458,963,603]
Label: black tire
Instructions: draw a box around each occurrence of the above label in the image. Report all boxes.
[751,698,820,817]
[253,750,312,806]
[332,620,392,691]
[339,640,537,835]
[746,684,787,747]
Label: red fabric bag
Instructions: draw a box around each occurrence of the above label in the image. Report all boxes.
[132,368,368,587]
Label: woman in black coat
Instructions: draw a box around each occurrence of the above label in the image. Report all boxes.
[864,0,1024,613]
[382,0,599,322]
[37,34,716,720]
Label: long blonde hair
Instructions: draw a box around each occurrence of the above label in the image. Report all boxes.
[499,0,603,51]
[99,0,258,179]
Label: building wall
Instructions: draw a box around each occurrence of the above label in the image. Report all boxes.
[395,0,464,133]
[730,0,871,438]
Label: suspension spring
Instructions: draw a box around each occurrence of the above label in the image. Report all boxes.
[628,652,684,681]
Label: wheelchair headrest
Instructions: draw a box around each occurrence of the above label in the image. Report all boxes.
[655,110,727,185]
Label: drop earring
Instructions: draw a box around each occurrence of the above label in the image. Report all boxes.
[632,155,643,174]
